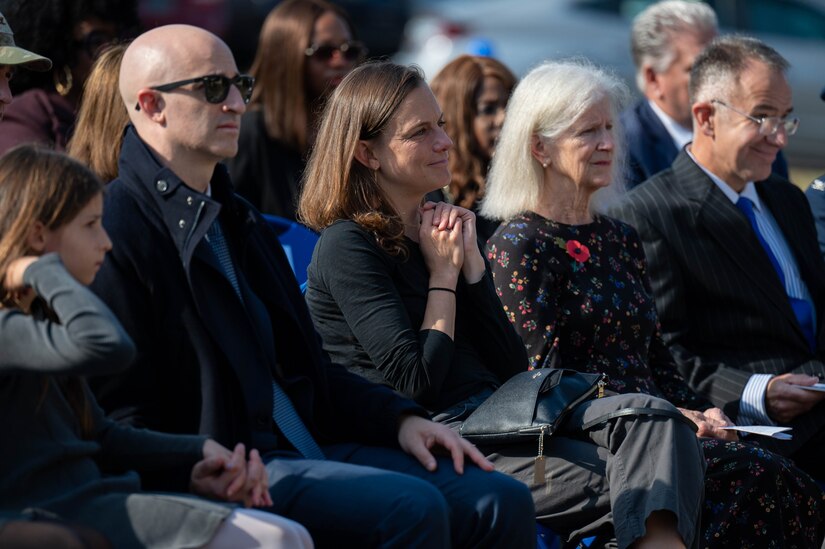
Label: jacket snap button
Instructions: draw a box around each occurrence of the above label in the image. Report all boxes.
[178,219,186,229]
[156,179,168,192]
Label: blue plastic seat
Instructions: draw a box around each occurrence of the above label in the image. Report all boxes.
[262,214,319,288]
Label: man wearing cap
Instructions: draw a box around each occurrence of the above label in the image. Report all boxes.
[0,11,51,121]
[804,86,825,258]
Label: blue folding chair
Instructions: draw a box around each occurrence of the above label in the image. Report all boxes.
[262,214,319,289]
[537,524,596,549]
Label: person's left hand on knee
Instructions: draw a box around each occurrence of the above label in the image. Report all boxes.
[397,414,494,474]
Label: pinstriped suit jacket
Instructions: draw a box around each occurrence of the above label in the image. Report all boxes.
[610,150,825,454]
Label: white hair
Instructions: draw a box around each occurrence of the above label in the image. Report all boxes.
[631,0,718,91]
[481,59,630,221]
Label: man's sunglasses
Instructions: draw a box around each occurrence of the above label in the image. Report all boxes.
[304,41,366,61]
[135,74,255,110]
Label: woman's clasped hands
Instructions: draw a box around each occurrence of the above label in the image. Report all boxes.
[419,201,485,285]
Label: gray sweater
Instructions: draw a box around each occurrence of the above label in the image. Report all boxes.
[0,255,228,547]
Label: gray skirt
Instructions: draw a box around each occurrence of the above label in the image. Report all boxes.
[51,492,233,549]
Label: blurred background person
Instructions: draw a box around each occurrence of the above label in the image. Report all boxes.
[228,0,365,221]
[804,87,825,258]
[429,54,515,242]
[0,5,51,120]
[622,0,788,189]
[483,58,824,548]
[67,43,128,183]
[0,0,137,155]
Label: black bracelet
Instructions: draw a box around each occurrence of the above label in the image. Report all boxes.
[428,286,456,295]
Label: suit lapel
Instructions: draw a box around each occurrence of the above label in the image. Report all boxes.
[675,153,799,326]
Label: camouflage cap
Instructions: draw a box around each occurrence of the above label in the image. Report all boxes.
[0,11,52,71]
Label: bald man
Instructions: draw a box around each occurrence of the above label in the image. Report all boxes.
[89,25,534,548]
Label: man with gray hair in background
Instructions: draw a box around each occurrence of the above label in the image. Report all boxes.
[621,0,788,188]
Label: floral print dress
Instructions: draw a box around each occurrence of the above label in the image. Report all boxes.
[488,211,824,549]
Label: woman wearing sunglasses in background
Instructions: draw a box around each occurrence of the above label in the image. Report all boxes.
[227,0,366,221]
[0,0,138,155]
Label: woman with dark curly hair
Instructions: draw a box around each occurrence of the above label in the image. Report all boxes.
[227,0,365,220]
[0,0,138,154]
[429,55,516,242]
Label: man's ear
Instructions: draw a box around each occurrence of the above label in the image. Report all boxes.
[530,134,549,167]
[693,101,714,137]
[354,140,380,170]
[643,65,662,98]
[135,89,166,123]
[26,221,48,253]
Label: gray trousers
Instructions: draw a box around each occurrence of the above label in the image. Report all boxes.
[441,393,705,549]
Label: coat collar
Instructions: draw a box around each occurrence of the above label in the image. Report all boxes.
[116,126,256,269]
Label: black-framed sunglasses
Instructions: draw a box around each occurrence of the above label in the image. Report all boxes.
[304,41,366,61]
[135,74,255,110]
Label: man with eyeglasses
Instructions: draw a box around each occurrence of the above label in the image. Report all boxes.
[611,35,825,477]
[89,24,535,548]
[621,1,789,190]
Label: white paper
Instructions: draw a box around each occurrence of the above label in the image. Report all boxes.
[720,425,793,439]
[799,383,825,392]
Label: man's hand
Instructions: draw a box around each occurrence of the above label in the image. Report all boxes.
[766,373,825,424]
[397,415,494,474]
[677,407,738,441]
[190,440,273,508]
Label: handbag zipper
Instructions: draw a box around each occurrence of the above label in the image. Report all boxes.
[534,425,547,485]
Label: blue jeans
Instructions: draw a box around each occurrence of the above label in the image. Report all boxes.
[264,442,536,549]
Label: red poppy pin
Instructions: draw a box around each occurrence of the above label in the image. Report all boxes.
[565,240,590,263]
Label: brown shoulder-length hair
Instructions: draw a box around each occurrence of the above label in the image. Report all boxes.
[299,61,424,257]
[249,0,355,155]
[0,145,105,438]
[430,55,516,209]
[67,43,129,183]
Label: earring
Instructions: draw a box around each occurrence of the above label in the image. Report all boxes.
[53,66,73,96]
[541,161,548,168]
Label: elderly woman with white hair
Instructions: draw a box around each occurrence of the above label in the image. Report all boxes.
[484,59,825,548]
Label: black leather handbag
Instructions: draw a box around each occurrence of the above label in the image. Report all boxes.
[459,367,606,445]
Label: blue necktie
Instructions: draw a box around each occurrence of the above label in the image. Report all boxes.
[205,219,325,460]
[736,197,816,350]
[735,197,784,283]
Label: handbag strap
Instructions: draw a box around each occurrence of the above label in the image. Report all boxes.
[580,406,698,432]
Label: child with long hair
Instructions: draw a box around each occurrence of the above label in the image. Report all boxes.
[0,146,313,549]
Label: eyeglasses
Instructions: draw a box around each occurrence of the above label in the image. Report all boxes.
[136,74,255,110]
[711,99,799,137]
[304,41,366,61]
